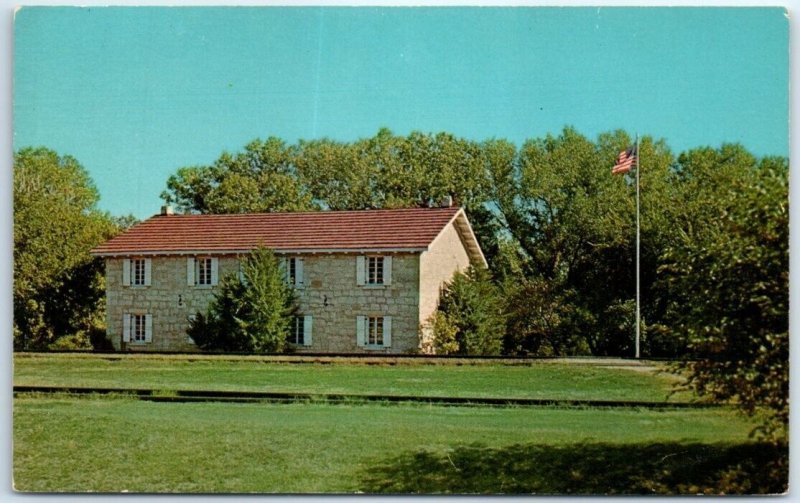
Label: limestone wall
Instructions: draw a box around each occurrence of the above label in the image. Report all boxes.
[294,254,420,353]
[105,253,421,353]
[105,256,241,351]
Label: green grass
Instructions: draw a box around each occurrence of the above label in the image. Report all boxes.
[13,395,783,494]
[14,353,692,402]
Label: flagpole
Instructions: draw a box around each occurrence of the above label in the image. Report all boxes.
[635,134,641,359]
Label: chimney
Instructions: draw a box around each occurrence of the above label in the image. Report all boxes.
[161,205,174,216]
[439,195,453,208]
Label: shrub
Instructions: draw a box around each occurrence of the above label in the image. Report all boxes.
[432,266,505,356]
[187,247,298,353]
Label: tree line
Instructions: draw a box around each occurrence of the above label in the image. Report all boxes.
[159,127,787,355]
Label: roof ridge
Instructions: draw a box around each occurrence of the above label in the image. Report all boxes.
[152,206,460,219]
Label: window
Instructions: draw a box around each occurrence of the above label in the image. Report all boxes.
[132,314,147,342]
[367,316,384,345]
[282,257,304,287]
[357,256,391,286]
[367,257,384,285]
[357,315,392,348]
[287,315,312,346]
[123,313,152,344]
[289,316,304,345]
[288,258,297,285]
[132,259,146,286]
[197,258,213,286]
[123,258,151,286]
[187,257,218,286]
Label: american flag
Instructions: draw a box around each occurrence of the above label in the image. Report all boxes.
[611,145,637,175]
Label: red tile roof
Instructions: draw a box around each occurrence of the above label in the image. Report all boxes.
[91,207,467,256]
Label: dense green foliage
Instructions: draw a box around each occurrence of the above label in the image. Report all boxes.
[429,266,506,355]
[13,147,124,350]
[659,151,789,437]
[187,248,298,352]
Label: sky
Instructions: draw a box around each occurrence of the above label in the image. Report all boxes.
[12,6,790,219]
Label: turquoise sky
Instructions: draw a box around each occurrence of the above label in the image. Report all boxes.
[13,7,789,219]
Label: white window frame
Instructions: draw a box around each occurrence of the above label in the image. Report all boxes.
[367,316,384,345]
[356,315,392,349]
[123,313,152,344]
[287,315,312,346]
[132,259,146,286]
[132,314,147,342]
[197,257,213,286]
[367,256,384,285]
[187,257,218,287]
[123,258,151,287]
[282,257,305,288]
[356,255,392,287]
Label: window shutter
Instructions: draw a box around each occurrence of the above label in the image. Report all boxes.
[144,314,153,342]
[303,315,313,346]
[238,263,246,284]
[122,259,131,286]
[356,316,366,346]
[383,316,392,347]
[210,258,219,286]
[356,256,366,286]
[187,258,195,286]
[383,256,392,285]
[144,258,152,286]
[122,314,131,342]
[279,258,289,284]
[295,258,304,287]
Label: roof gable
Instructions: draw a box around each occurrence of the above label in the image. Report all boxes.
[91,207,483,258]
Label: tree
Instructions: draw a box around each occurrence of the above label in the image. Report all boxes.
[659,149,788,438]
[187,247,298,353]
[14,147,119,350]
[498,128,677,356]
[161,137,316,214]
[502,277,591,356]
[429,266,505,356]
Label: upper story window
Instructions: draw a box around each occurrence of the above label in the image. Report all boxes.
[367,257,384,285]
[288,257,298,285]
[187,257,218,287]
[123,258,151,287]
[282,257,304,288]
[197,258,213,286]
[132,259,147,286]
[356,255,392,287]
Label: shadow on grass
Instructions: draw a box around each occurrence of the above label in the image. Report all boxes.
[359,441,787,495]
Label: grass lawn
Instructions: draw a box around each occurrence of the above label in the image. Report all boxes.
[13,395,783,494]
[14,353,692,402]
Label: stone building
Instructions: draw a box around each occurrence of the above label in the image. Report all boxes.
[90,206,486,353]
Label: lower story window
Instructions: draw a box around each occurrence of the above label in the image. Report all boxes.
[124,313,152,344]
[367,316,384,346]
[132,314,147,342]
[358,315,391,348]
[287,315,313,346]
